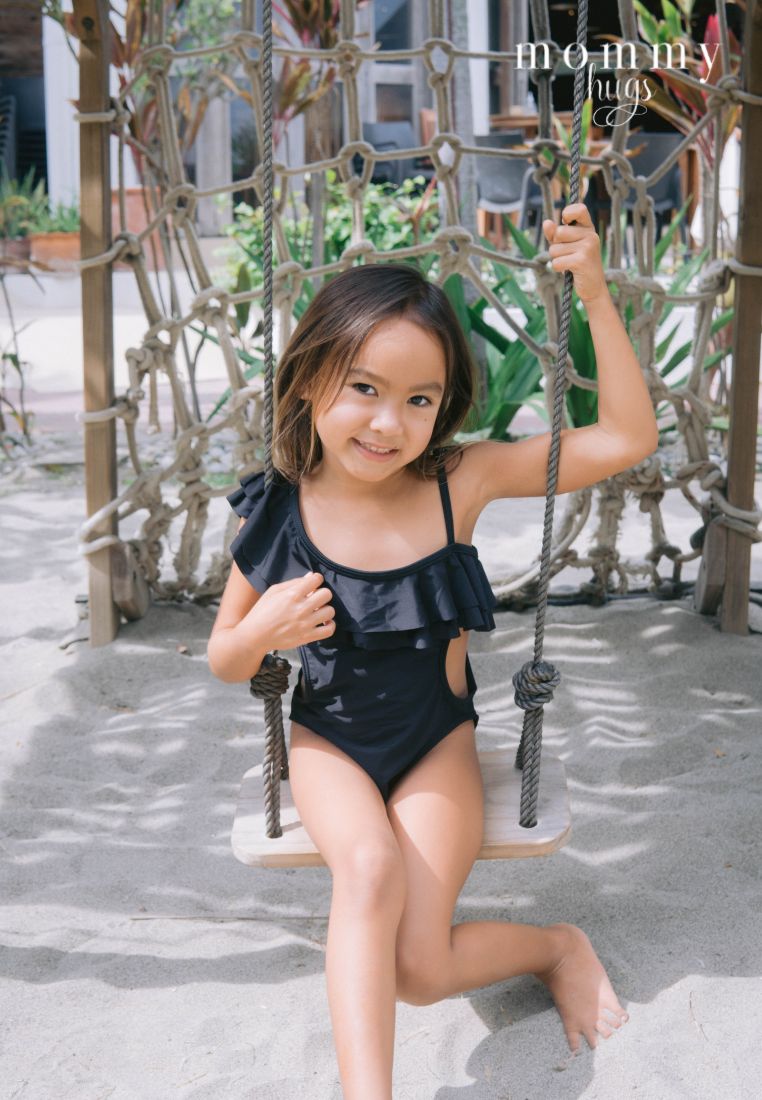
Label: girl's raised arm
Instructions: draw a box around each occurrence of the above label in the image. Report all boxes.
[462,204,659,507]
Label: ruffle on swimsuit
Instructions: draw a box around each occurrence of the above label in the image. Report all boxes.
[228,468,498,651]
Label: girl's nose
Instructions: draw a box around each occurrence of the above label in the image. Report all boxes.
[369,403,403,434]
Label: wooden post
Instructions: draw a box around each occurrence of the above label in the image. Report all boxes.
[720,0,762,634]
[76,0,119,645]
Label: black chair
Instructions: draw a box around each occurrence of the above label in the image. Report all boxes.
[474,130,525,151]
[622,131,687,244]
[353,121,435,189]
[519,175,567,246]
[474,131,535,245]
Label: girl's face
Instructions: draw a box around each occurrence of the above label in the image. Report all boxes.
[311,317,447,480]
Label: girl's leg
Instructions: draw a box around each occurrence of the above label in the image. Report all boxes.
[387,721,629,1053]
[289,721,406,1100]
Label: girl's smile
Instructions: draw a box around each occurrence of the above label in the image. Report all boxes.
[352,438,400,460]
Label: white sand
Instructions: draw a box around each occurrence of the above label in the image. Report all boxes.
[2,428,761,1099]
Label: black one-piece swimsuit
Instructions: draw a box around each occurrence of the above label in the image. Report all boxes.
[227,463,498,802]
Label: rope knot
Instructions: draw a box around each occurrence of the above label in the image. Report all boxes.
[512,660,561,712]
[249,653,292,700]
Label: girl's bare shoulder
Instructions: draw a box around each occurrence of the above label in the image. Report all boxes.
[440,443,491,541]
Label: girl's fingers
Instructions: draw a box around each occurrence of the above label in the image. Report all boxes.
[562,202,591,227]
[547,241,579,257]
[313,620,336,639]
[298,570,324,594]
[553,222,597,244]
[545,205,592,242]
[309,586,334,608]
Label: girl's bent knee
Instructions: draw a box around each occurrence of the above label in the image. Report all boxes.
[332,842,406,911]
[395,975,442,1007]
[396,945,447,1006]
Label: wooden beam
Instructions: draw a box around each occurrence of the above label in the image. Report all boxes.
[720,0,762,634]
[76,0,119,646]
[0,1,43,79]
[693,517,727,614]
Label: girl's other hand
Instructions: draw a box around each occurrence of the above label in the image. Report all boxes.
[242,571,336,650]
[543,204,607,305]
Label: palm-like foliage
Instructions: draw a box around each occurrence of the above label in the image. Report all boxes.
[630,2,741,168]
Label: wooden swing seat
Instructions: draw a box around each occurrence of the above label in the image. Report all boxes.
[231,749,570,868]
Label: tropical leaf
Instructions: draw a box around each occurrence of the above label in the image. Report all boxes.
[661,0,683,40]
[125,0,145,64]
[653,195,691,268]
[503,216,538,260]
[443,273,472,337]
[656,68,708,115]
[633,1,660,44]
[215,71,253,106]
[655,320,681,362]
[233,263,252,331]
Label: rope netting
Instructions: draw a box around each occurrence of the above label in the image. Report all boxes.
[76,0,761,608]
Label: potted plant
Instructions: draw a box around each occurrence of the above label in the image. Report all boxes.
[28,200,81,269]
[0,167,47,268]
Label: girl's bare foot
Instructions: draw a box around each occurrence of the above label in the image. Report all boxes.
[534,923,629,1053]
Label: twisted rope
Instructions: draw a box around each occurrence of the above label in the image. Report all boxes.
[249,653,291,838]
[512,0,589,829]
[247,1,292,840]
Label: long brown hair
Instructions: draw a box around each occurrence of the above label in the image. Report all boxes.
[271,262,479,482]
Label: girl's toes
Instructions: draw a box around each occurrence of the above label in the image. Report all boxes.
[565,1028,582,1054]
[595,1018,614,1039]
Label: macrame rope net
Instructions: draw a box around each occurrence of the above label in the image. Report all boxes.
[75,0,762,834]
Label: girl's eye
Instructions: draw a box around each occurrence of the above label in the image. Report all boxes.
[349,382,431,409]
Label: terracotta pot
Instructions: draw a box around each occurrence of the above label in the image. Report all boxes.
[111,187,166,271]
[29,231,81,270]
[0,236,32,270]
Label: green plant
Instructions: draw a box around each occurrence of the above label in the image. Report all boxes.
[46,0,240,182]
[219,0,342,152]
[0,167,47,240]
[227,169,439,298]
[0,270,38,452]
[33,201,81,234]
[446,262,546,441]
[459,203,732,439]
[624,1,742,168]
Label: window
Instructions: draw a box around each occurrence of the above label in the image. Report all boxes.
[376,83,412,123]
[374,0,412,57]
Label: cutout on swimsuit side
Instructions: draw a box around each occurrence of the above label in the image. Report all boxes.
[442,635,469,699]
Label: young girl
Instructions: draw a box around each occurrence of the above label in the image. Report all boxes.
[208,205,658,1097]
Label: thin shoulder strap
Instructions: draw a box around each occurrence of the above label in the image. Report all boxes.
[436,465,455,545]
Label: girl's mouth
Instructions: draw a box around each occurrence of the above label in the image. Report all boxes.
[352,438,399,461]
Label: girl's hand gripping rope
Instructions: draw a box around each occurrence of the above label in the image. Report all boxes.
[242,571,336,650]
[543,204,607,306]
